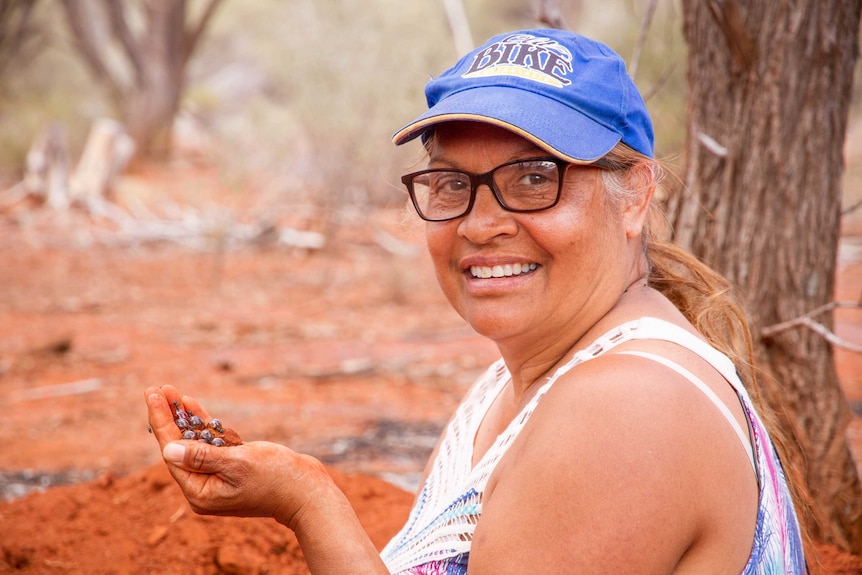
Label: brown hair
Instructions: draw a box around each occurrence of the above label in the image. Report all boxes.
[601,142,818,572]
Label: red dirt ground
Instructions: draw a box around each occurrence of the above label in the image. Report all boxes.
[0,161,860,574]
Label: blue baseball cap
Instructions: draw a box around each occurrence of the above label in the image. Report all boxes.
[393,29,654,162]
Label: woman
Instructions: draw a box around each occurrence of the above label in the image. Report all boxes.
[145,29,808,574]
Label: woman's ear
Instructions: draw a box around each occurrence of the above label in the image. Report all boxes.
[622,162,656,239]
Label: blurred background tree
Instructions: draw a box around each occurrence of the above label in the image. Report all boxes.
[57,0,223,160]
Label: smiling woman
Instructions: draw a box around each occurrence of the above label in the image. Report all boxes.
[145,28,811,575]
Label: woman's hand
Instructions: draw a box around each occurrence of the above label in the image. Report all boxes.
[144,385,390,574]
[144,385,325,527]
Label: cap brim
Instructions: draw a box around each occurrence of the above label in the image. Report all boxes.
[392,86,621,164]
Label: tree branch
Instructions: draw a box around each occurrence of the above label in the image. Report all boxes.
[103,0,145,87]
[842,198,862,216]
[761,301,862,353]
[0,1,38,77]
[183,0,224,64]
[640,63,677,102]
[442,0,473,56]
[629,0,659,79]
[536,0,569,30]
[58,0,123,103]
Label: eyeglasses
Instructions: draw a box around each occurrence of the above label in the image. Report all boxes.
[401,157,570,222]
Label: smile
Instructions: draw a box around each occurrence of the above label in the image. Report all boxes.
[468,263,538,279]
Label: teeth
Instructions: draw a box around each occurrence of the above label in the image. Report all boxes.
[469,263,537,278]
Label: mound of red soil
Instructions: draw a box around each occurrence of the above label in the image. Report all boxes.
[0,463,413,574]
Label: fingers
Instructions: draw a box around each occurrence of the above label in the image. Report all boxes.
[157,439,323,522]
[179,395,212,423]
[144,385,211,449]
[158,386,211,423]
[145,386,181,448]
[159,435,231,512]
[158,385,183,409]
[162,440,252,516]
[163,440,225,475]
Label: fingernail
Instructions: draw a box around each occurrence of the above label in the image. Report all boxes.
[163,443,186,465]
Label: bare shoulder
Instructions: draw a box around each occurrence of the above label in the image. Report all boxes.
[519,351,720,501]
[469,351,758,574]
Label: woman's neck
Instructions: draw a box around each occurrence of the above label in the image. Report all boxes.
[497,275,653,400]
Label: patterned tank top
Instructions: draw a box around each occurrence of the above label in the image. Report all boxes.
[381,317,806,574]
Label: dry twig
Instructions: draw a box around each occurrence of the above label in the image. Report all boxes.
[842,198,862,217]
[537,0,569,29]
[629,0,659,79]
[761,301,862,353]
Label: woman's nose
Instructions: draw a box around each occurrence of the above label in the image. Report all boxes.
[457,184,517,241]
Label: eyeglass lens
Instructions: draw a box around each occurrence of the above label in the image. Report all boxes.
[406,158,562,221]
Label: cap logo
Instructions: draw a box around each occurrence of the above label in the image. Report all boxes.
[462,33,573,88]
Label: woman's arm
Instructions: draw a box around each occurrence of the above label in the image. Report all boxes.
[145,385,390,575]
[467,353,757,574]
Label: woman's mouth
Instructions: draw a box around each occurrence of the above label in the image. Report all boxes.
[468,262,538,279]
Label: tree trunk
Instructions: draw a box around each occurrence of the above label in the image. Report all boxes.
[676,0,862,552]
[120,1,187,160]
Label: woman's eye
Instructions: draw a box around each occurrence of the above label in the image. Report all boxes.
[508,161,558,188]
[436,174,469,193]
[522,172,550,186]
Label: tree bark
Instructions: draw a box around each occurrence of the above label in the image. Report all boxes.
[676,0,862,552]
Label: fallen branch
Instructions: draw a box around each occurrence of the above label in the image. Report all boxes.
[373,227,419,257]
[10,118,328,252]
[22,123,70,209]
[10,378,104,402]
[0,181,29,209]
[69,118,134,203]
[79,196,326,250]
[761,301,862,353]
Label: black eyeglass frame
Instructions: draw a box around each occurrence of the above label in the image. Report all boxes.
[401,156,573,222]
